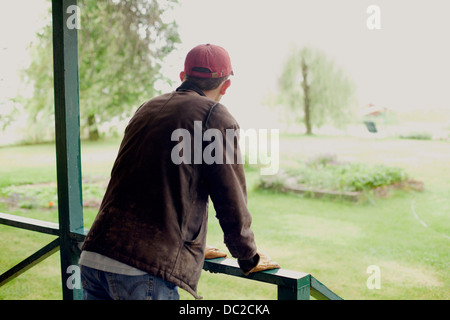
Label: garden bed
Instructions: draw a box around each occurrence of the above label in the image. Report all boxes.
[0,176,107,210]
[271,179,425,202]
[258,154,424,201]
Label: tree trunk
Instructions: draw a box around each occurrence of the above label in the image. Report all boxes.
[87,114,100,141]
[301,58,312,135]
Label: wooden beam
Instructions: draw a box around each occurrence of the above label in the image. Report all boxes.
[0,238,60,287]
[311,276,343,300]
[52,0,83,300]
[0,212,60,236]
[203,257,342,300]
[0,212,343,300]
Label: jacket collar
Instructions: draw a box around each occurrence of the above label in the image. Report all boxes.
[176,81,206,97]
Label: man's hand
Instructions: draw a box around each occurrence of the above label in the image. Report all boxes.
[205,245,227,259]
[241,252,280,276]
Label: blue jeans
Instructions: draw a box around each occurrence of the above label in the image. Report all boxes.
[81,265,180,300]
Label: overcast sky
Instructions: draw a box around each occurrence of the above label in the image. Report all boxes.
[1,0,449,129]
[170,0,450,115]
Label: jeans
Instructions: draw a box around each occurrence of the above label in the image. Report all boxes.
[81,265,180,300]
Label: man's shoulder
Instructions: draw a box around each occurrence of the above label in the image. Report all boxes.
[145,92,175,105]
[206,103,239,130]
[138,92,238,129]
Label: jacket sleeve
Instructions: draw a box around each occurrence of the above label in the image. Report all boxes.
[203,108,258,261]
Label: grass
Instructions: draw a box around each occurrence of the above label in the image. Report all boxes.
[0,135,449,300]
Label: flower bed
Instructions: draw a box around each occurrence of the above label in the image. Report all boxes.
[258,154,423,201]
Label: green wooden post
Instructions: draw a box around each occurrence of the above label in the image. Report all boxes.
[52,0,83,300]
[203,258,343,300]
[277,276,311,300]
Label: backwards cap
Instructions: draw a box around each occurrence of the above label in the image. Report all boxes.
[184,44,234,79]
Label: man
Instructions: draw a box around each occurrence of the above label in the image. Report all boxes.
[80,44,279,300]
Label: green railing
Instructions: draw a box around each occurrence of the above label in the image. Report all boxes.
[203,258,342,300]
[0,212,87,299]
[0,213,341,300]
[0,0,342,301]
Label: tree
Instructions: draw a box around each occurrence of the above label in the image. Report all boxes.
[21,0,180,141]
[278,46,357,135]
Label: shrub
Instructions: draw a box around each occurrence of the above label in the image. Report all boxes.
[0,184,58,209]
[259,156,409,195]
[399,132,432,140]
[338,164,408,191]
[0,179,106,210]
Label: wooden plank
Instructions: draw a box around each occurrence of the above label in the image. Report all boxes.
[0,238,60,287]
[52,0,83,300]
[204,258,313,300]
[277,276,311,300]
[0,214,343,300]
[310,276,343,300]
[0,212,60,236]
[204,258,342,300]
[204,258,308,286]
[69,227,89,242]
[52,0,84,234]
[0,212,87,242]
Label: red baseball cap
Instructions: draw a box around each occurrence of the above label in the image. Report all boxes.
[184,44,234,79]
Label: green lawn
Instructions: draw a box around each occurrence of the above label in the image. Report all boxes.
[0,135,449,300]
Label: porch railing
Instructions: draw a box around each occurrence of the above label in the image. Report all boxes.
[0,212,341,300]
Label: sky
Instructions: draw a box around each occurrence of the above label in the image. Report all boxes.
[1,0,450,133]
[167,0,450,127]
[0,0,49,101]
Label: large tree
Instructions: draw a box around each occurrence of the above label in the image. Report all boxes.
[22,0,180,141]
[278,46,357,135]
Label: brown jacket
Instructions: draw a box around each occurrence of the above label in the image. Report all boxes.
[82,86,257,298]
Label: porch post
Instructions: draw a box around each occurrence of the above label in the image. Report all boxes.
[52,0,84,300]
